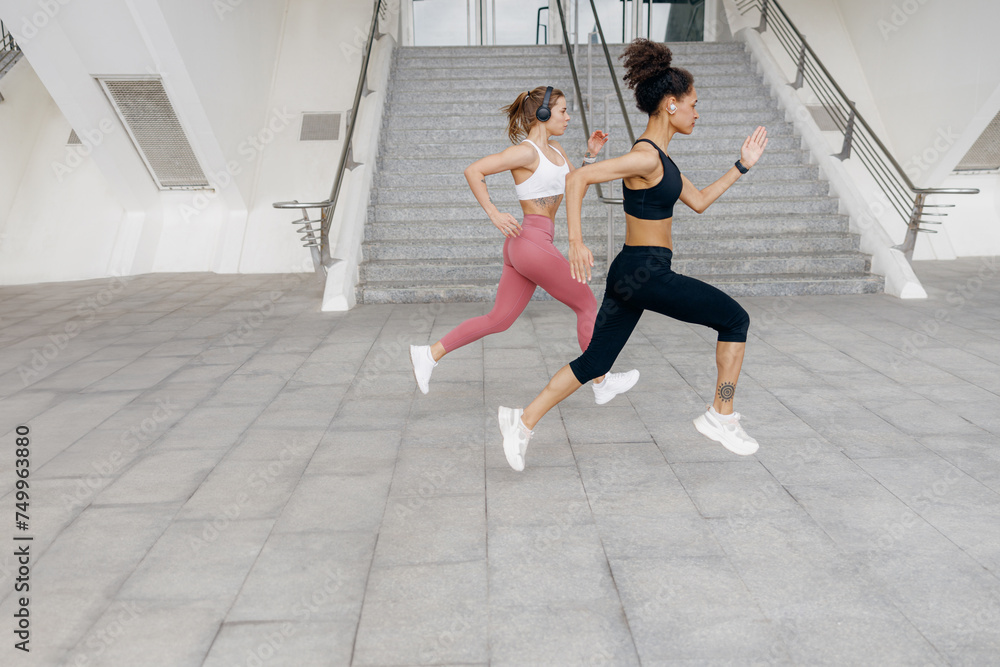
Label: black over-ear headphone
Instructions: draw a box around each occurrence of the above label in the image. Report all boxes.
[535,86,554,122]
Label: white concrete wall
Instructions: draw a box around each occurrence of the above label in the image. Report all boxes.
[0,58,125,284]
[0,0,397,284]
[239,0,395,274]
[0,57,46,235]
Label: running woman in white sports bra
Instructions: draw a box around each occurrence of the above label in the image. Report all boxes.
[410,86,639,404]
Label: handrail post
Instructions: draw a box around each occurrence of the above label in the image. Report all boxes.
[897,193,925,261]
[834,103,856,161]
[792,41,806,89]
[756,0,769,32]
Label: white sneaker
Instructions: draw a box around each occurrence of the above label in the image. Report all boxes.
[498,406,533,472]
[409,344,437,395]
[592,369,640,405]
[693,407,759,456]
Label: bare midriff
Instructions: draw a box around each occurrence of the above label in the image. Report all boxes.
[624,214,673,250]
[519,195,563,221]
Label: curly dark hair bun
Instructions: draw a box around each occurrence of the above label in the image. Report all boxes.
[620,38,694,116]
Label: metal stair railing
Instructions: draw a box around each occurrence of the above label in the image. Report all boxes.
[735,0,978,260]
[0,20,23,96]
[553,0,635,266]
[273,0,389,280]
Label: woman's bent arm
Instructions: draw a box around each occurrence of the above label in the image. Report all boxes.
[565,149,660,282]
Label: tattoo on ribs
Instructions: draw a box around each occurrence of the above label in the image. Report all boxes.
[718,382,736,403]
[531,195,561,208]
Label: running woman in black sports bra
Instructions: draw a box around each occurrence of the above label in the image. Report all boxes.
[497,38,768,471]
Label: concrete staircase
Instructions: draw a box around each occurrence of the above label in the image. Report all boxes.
[359,42,883,304]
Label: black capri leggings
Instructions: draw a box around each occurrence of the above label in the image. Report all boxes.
[569,244,750,383]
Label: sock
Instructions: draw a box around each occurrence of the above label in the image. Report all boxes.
[425,346,438,367]
[519,416,533,435]
[710,406,735,421]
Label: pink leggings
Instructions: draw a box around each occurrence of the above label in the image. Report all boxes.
[440,215,598,353]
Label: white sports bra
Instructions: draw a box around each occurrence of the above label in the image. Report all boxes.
[514,139,570,200]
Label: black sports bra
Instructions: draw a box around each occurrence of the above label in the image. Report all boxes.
[622,138,683,220]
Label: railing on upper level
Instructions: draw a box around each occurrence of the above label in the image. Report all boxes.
[1,20,23,96]
[735,0,978,260]
[273,0,389,278]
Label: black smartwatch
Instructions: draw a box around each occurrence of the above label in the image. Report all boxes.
[734,159,749,174]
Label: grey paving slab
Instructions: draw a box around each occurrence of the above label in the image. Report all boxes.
[1,261,999,664]
[202,620,357,667]
[226,531,376,623]
[352,560,489,665]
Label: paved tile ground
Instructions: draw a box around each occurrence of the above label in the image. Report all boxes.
[1,258,999,666]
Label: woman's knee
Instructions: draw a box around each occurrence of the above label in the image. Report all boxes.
[570,354,613,383]
[719,304,750,343]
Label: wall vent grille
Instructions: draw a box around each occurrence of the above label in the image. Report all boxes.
[98,78,209,189]
[956,109,1000,171]
[300,113,341,141]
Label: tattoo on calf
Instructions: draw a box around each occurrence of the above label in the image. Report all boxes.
[718,382,736,403]
[531,195,561,208]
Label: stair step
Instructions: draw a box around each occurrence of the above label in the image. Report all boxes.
[389,85,771,105]
[360,252,871,282]
[390,97,778,116]
[380,149,812,173]
[381,120,795,142]
[380,135,802,158]
[358,272,883,304]
[373,180,831,205]
[397,43,746,58]
[375,164,822,187]
[362,233,860,261]
[394,52,752,69]
[372,196,840,221]
[392,73,762,92]
[397,62,757,79]
[364,214,851,240]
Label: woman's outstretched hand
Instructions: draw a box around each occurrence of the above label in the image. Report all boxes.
[587,130,610,156]
[740,126,768,168]
[490,211,522,238]
[569,240,594,283]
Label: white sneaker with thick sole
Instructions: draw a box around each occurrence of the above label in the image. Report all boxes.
[693,408,759,456]
[498,406,533,472]
[592,369,640,405]
[409,344,437,395]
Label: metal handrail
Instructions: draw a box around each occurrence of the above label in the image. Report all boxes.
[273,0,386,275]
[553,0,635,266]
[1,20,23,86]
[735,0,978,260]
[536,7,548,45]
